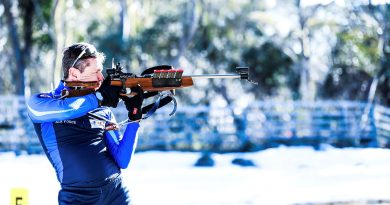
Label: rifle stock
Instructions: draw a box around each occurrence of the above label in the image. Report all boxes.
[110,76,194,91]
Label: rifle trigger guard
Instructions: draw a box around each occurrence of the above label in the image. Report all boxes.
[169,95,177,116]
[164,90,176,116]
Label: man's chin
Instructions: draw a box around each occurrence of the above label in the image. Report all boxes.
[95,82,102,90]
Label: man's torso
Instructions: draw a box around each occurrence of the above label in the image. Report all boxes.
[33,107,120,188]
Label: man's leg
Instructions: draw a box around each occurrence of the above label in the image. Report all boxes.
[102,179,132,205]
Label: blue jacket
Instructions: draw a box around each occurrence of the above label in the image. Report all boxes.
[27,82,139,188]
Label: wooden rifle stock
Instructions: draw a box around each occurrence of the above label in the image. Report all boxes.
[110,76,194,92]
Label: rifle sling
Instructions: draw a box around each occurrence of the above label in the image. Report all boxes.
[61,88,174,120]
[142,95,173,119]
[61,89,95,98]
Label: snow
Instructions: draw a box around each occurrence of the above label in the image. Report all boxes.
[1,146,390,205]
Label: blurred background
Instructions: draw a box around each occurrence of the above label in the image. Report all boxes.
[1,0,390,204]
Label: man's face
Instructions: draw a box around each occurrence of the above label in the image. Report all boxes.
[68,58,104,89]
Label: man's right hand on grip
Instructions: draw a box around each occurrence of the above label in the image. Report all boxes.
[96,76,121,108]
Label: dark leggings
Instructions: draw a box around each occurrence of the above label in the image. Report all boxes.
[58,177,131,205]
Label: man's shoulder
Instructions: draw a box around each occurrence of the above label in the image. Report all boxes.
[37,93,54,98]
[28,92,50,99]
[28,92,57,102]
[88,106,114,119]
[92,106,113,113]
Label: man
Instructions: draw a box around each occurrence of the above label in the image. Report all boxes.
[27,42,143,205]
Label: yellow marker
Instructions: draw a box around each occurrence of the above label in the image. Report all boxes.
[10,188,28,205]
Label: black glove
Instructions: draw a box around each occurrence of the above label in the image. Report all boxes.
[96,76,122,108]
[120,86,144,121]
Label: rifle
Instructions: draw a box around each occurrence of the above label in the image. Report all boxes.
[62,61,255,119]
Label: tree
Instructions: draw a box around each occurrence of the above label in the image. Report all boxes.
[322,27,378,101]
[365,1,390,106]
[322,1,390,106]
[251,0,342,101]
[1,0,56,95]
[2,0,29,95]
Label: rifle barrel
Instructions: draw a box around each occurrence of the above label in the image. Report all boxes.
[188,74,241,79]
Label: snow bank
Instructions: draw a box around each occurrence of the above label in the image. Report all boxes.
[1,146,390,205]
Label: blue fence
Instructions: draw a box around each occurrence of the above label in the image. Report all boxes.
[134,101,387,151]
[375,105,390,146]
[0,96,389,154]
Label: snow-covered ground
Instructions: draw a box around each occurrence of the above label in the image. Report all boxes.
[1,146,390,205]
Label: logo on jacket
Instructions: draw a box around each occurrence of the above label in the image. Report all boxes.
[55,120,76,124]
[89,119,105,129]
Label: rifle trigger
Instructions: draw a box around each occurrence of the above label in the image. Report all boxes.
[120,78,127,94]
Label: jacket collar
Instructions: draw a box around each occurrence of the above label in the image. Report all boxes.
[52,81,70,98]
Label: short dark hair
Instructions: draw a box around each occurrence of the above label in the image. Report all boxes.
[62,42,105,79]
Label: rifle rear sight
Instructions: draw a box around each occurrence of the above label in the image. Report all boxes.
[106,62,136,78]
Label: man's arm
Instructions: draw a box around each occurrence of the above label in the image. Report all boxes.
[27,93,99,123]
[104,123,140,169]
[104,85,143,169]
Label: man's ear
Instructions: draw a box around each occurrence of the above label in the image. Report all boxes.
[67,67,81,81]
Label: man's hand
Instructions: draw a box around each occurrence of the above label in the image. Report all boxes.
[120,86,144,121]
[96,76,122,108]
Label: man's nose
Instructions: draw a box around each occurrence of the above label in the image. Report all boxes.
[98,73,104,81]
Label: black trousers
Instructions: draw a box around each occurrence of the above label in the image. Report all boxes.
[58,177,131,205]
